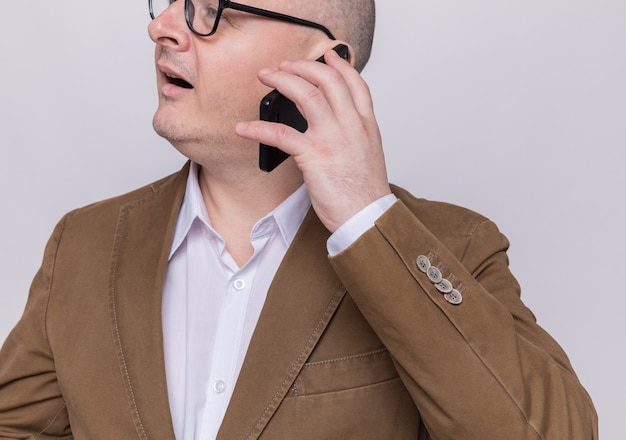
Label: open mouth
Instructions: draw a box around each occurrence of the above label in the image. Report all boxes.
[166,73,193,89]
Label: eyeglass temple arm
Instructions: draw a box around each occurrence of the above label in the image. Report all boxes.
[225,1,336,40]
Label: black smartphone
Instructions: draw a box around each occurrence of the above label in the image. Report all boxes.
[259,44,350,172]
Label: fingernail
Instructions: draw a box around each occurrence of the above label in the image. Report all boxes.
[259,68,273,75]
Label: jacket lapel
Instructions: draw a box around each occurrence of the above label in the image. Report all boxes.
[217,209,347,440]
[108,163,189,439]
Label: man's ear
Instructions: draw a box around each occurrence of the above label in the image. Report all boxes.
[309,40,356,68]
[340,42,357,68]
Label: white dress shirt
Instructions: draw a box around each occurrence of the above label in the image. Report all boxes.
[162,162,396,439]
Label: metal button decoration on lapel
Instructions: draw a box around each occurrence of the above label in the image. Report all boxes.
[416,254,463,305]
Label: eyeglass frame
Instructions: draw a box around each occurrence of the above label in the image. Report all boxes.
[149,0,337,40]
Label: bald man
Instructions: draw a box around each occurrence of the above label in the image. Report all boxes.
[0,0,597,438]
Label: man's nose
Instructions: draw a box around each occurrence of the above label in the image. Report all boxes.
[148,1,191,52]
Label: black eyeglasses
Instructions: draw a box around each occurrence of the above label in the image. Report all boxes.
[149,0,336,39]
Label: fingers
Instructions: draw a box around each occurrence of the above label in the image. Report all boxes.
[256,51,374,130]
[236,51,372,156]
[235,119,304,157]
[323,50,376,120]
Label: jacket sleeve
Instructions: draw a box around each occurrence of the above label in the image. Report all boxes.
[329,200,598,440]
[0,215,72,439]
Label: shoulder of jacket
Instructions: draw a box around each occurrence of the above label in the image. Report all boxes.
[59,162,189,231]
[390,184,492,238]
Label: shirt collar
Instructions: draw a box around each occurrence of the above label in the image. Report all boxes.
[169,162,310,260]
[269,179,311,246]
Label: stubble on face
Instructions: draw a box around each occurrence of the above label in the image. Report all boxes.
[152,48,203,143]
[152,46,259,166]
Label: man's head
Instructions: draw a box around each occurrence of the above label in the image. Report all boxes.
[299,0,376,72]
[148,0,376,168]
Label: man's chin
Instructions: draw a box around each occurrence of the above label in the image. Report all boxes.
[152,115,226,160]
[152,111,187,143]
[152,117,172,141]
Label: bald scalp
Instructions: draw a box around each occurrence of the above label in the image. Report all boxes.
[325,0,376,72]
[294,0,376,72]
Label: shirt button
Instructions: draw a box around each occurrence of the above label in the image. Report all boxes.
[233,278,246,291]
[213,380,227,394]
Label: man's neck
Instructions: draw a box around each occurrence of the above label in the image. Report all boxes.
[196,159,304,266]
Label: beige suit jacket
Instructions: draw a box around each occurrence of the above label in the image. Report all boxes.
[0,163,597,439]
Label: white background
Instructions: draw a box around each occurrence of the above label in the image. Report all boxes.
[1,0,624,437]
